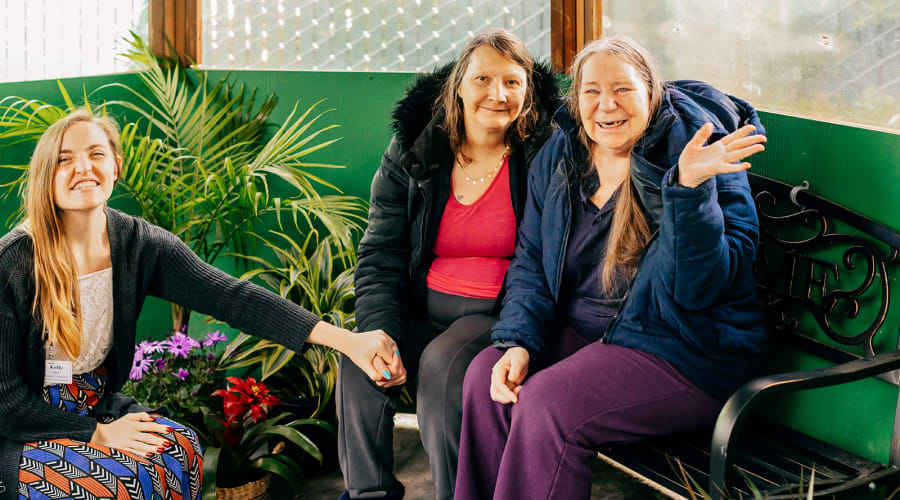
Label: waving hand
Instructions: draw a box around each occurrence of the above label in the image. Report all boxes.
[677,123,766,188]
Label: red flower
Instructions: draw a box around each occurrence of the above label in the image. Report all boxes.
[212,376,281,428]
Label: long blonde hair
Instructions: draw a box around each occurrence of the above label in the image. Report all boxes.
[567,36,663,293]
[24,109,122,360]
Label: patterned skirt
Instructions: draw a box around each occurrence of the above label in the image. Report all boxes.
[17,367,203,500]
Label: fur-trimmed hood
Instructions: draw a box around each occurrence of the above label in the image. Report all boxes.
[389,60,563,155]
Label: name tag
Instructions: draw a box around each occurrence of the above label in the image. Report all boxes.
[45,360,73,385]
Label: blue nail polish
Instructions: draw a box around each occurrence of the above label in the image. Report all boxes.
[383,370,391,380]
[395,349,401,357]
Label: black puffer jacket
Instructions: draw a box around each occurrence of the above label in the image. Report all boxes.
[353,61,562,353]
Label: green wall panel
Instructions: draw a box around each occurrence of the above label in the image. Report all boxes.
[1,71,898,464]
[754,111,900,230]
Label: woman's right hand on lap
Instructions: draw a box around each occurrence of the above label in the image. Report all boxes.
[90,412,172,457]
[490,347,530,404]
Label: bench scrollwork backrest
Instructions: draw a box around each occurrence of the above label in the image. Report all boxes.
[749,173,900,380]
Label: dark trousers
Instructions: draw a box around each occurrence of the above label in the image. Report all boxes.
[454,326,723,500]
[337,290,496,499]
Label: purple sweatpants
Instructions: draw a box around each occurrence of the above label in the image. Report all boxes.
[454,326,723,500]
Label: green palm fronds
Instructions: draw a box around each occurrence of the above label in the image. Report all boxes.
[97,33,366,263]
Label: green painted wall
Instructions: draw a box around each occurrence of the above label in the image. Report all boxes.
[1,70,898,464]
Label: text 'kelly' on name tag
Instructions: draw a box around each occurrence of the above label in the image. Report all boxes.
[45,360,73,385]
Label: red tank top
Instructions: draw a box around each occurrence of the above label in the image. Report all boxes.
[426,157,516,299]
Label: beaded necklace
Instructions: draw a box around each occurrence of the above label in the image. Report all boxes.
[456,145,510,185]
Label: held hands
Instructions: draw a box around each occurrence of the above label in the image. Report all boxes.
[344,329,407,388]
[307,322,405,387]
[677,123,767,188]
[90,412,172,458]
[490,347,530,404]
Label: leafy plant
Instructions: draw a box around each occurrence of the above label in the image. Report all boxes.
[0,33,367,331]
[217,230,355,417]
[201,376,332,499]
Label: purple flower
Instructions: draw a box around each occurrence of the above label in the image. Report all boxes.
[165,332,201,358]
[139,340,165,355]
[202,331,228,347]
[172,368,190,381]
[132,346,145,363]
[154,358,167,370]
[130,358,152,380]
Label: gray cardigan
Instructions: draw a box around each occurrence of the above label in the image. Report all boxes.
[0,208,321,498]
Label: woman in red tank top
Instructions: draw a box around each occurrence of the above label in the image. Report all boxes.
[338,29,562,500]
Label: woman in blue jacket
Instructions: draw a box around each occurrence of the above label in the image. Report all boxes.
[454,36,769,500]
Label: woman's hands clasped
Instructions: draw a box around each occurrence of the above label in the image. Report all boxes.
[307,322,406,387]
[343,329,407,388]
[90,412,172,458]
[677,123,767,188]
[490,347,530,404]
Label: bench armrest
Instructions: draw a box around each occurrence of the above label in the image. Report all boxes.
[709,349,900,500]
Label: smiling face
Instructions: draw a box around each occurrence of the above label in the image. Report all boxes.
[457,45,528,138]
[52,121,120,214]
[578,52,651,158]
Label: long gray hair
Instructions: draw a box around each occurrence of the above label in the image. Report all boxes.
[566,36,662,293]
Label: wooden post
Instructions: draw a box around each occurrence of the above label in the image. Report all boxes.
[149,0,202,66]
[550,0,602,72]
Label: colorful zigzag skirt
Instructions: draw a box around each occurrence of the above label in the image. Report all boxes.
[17,367,203,500]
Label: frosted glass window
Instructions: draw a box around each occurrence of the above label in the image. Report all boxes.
[0,0,148,84]
[603,0,900,131]
[202,0,551,72]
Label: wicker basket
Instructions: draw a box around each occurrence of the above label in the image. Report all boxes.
[216,474,270,500]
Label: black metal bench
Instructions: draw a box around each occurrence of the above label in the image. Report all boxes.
[598,173,900,499]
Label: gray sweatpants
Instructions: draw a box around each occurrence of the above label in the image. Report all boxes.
[337,289,496,500]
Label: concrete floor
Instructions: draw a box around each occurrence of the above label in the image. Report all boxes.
[297,415,671,500]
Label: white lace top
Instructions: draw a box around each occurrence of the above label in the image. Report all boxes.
[45,267,115,376]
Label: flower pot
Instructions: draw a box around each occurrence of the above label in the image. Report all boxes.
[216,474,270,500]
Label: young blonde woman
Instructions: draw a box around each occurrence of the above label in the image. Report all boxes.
[0,110,397,500]
[455,36,769,500]
[341,29,561,500]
